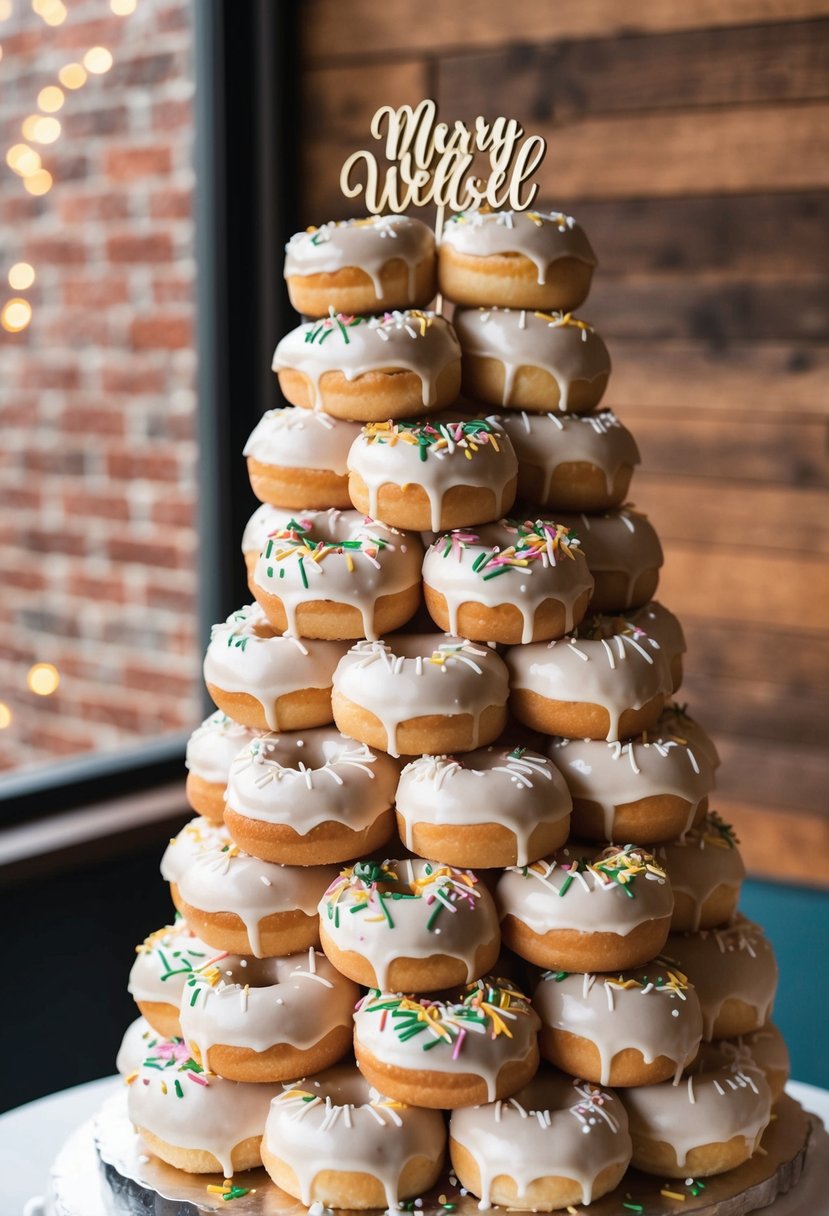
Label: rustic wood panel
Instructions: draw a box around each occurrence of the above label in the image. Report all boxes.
[304,61,428,140]
[716,733,829,815]
[679,673,829,745]
[633,475,829,555]
[436,21,829,120]
[682,620,829,688]
[303,0,829,61]
[716,799,829,884]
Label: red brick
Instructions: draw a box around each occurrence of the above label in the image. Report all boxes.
[24,238,87,265]
[22,361,82,390]
[105,145,172,182]
[123,663,195,698]
[54,16,124,49]
[60,408,125,437]
[110,52,179,87]
[130,315,192,350]
[143,579,197,613]
[107,451,181,482]
[152,275,194,305]
[100,361,166,395]
[64,106,130,140]
[152,98,192,129]
[107,537,184,569]
[107,232,173,264]
[149,188,192,219]
[1,568,46,592]
[149,495,196,527]
[63,277,130,309]
[23,528,87,557]
[67,574,128,604]
[77,699,148,732]
[59,193,131,224]
[63,491,130,522]
[22,449,89,476]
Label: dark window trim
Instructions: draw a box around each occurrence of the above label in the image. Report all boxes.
[0,0,299,826]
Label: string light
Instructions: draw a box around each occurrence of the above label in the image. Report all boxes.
[0,704,12,731]
[22,115,61,144]
[110,0,137,12]
[0,1,12,19]
[27,663,60,696]
[6,144,41,176]
[8,264,35,290]
[59,63,87,89]
[37,85,65,113]
[23,169,53,196]
[33,0,68,26]
[2,298,33,333]
[83,46,113,74]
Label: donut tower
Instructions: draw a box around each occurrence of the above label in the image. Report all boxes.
[118,125,793,1212]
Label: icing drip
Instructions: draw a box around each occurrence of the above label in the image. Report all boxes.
[395,746,572,866]
[354,978,540,1102]
[176,839,338,957]
[655,813,746,931]
[347,418,518,531]
[496,845,672,937]
[494,408,640,500]
[319,858,500,988]
[251,512,423,641]
[332,634,510,757]
[534,965,703,1086]
[454,307,611,412]
[450,1070,631,1209]
[160,817,230,886]
[224,728,398,833]
[556,508,664,600]
[659,702,721,769]
[128,920,213,1007]
[185,711,260,786]
[272,309,461,410]
[126,1038,280,1177]
[441,209,597,283]
[423,519,593,644]
[179,949,359,1068]
[693,1024,789,1090]
[203,603,349,730]
[265,1065,446,1211]
[284,214,435,301]
[243,407,361,475]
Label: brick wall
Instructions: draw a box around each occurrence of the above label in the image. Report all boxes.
[0,0,200,771]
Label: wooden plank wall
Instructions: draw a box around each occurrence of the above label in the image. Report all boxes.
[298,1,829,884]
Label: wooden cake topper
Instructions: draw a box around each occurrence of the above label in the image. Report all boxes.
[339,99,547,240]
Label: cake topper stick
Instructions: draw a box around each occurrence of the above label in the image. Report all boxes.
[339,99,547,245]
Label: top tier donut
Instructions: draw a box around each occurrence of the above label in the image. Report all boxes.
[438,209,597,311]
[284,215,437,317]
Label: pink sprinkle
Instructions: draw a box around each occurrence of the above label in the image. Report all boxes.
[380,1010,388,1031]
[452,1028,466,1060]
[187,1071,209,1086]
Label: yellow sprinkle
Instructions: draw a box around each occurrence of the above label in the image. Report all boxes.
[161,1081,167,1095]
[660,1189,686,1201]
[464,448,473,460]
[346,554,355,573]
[124,1071,138,1086]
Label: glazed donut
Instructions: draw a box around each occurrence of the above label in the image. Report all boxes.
[620,1063,771,1178]
[128,921,214,1039]
[353,978,541,1108]
[453,307,611,414]
[243,407,360,509]
[223,729,398,865]
[438,209,597,310]
[263,1065,446,1210]
[496,408,640,510]
[628,600,685,692]
[346,418,517,532]
[161,816,230,898]
[547,727,716,843]
[395,745,572,868]
[422,519,594,645]
[693,1023,790,1104]
[331,635,510,757]
[507,618,672,742]
[660,701,721,770]
[185,712,260,824]
[665,918,778,1041]
[203,603,349,730]
[656,812,746,932]
[284,215,437,317]
[534,965,703,1088]
[449,1069,631,1211]
[272,310,461,421]
[116,1016,154,1078]
[241,502,306,577]
[173,834,339,957]
[318,859,500,991]
[496,844,673,972]
[556,508,664,613]
[179,948,358,1083]
[251,512,423,641]
[127,1037,280,1176]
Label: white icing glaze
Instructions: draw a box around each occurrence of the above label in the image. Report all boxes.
[494,408,640,500]
[116,1016,155,1078]
[422,520,593,644]
[272,310,461,410]
[319,859,500,988]
[693,1024,789,1089]
[185,712,260,786]
[265,1065,446,1210]
[534,966,703,1086]
[450,1070,631,1208]
[440,209,597,283]
[354,979,541,1102]
[251,512,423,641]
[347,418,517,531]
[242,505,347,560]
[556,508,664,601]
[203,603,349,729]
[547,730,716,840]
[128,921,214,1007]
[395,746,572,866]
[496,846,672,938]
[179,948,358,1068]
[655,812,746,931]
[506,625,672,741]
[176,837,339,957]
[224,728,398,834]
[243,407,361,475]
[454,307,611,412]
[284,215,435,301]
[127,1038,280,1177]
[665,918,779,1041]
[621,1064,771,1169]
[160,817,230,886]
[628,601,685,669]
[332,635,510,757]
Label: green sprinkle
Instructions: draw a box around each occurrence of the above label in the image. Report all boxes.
[471,551,490,572]
[298,556,308,588]
[623,1204,644,1213]
[266,565,273,578]
[378,891,394,929]
[174,1079,183,1098]
[482,565,511,580]
[559,872,574,896]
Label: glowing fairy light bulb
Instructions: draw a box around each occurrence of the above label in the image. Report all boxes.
[2,298,33,332]
[59,63,87,89]
[0,703,11,730]
[6,144,41,176]
[21,115,61,144]
[110,0,137,12]
[83,46,113,74]
[27,663,60,696]
[8,263,35,290]
[23,169,53,195]
[38,85,65,113]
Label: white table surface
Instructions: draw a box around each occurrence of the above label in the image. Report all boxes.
[2,1076,828,1216]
